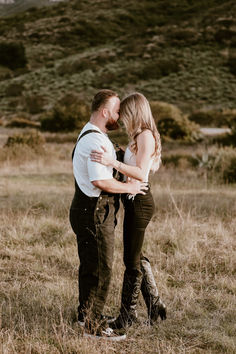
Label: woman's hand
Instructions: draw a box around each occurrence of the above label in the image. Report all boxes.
[90,146,115,166]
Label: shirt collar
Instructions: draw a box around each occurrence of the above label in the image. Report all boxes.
[87,122,108,136]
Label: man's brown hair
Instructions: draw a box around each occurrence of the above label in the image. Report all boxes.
[91,89,118,112]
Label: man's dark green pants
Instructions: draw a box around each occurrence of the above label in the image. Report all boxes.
[70,183,119,322]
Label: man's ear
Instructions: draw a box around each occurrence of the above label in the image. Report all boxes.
[102,108,109,119]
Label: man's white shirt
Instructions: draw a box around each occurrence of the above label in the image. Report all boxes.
[73,122,116,197]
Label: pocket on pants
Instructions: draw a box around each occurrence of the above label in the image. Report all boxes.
[70,206,93,235]
[96,203,109,224]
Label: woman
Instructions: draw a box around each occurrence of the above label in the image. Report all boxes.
[90,92,166,329]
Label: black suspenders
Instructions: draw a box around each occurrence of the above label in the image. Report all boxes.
[71,128,124,181]
[71,129,101,160]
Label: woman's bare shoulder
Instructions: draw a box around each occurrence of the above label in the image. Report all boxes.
[137,130,155,153]
[137,129,154,141]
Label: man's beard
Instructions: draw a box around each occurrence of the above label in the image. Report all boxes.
[105,117,119,131]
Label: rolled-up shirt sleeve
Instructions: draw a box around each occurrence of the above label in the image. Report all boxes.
[88,160,113,181]
[87,137,114,182]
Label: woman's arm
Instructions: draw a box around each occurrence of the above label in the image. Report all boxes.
[90,130,155,181]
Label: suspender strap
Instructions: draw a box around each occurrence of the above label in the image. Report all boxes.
[72,129,101,160]
[72,128,124,183]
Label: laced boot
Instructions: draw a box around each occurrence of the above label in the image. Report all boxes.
[110,269,142,330]
[141,257,167,324]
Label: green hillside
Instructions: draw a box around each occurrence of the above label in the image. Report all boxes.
[0,0,236,123]
[0,0,61,17]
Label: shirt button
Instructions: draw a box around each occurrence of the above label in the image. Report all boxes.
[96,207,99,211]
[99,196,102,200]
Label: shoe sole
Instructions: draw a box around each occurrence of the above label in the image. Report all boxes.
[78,317,115,327]
[107,317,116,324]
[84,332,126,342]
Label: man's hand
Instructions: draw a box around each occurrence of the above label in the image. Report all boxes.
[126,179,148,195]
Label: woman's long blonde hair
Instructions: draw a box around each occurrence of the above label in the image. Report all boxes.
[120,92,161,171]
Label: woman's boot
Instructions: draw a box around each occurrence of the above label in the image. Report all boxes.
[140,257,167,324]
[110,269,142,329]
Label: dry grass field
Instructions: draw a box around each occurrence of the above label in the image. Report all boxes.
[0,134,236,353]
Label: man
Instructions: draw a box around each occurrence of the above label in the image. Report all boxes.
[69,89,145,340]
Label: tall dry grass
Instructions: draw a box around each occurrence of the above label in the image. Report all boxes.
[0,140,236,353]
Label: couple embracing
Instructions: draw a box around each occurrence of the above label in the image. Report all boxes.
[69,89,166,341]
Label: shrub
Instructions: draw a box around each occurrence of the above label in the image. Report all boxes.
[41,94,90,132]
[188,110,221,126]
[8,98,20,109]
[167,28,199,44]
[215,29,236,44]
[23,95,46,114]
[0,66,13,81]
[95,50,116,65]
[6,117,40,129]
[215,117,236,147]
[150,101,201,142]
[137,59,180,80]
[57,58,96,76]
[44,132,77,144]
[228,49,236,75]
[41,107,78,132]
[5,82,25,97]
[162,154,198,168]
[188,109,236,127]
[213,147,236,183]
[193,146,236,184]
[4,130,45,153]
[0,42,27,70]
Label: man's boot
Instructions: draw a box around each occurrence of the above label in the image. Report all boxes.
[140,257,167,324]
[110,269,142,329]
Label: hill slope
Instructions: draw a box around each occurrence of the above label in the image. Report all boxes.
[0,0,65,17]
[0,0,236,119]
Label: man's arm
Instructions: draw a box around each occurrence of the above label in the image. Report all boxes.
[92,179,146,195]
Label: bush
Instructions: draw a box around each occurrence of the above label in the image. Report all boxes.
[188,110,220,126]
[0,42,27,70]
[213,147,236,183]
[7,98,20,109]
[57,58,97,76]
[214,116,236,147]
[215,29,236,44]
[150,101,201,142]
[41,94,90,132]
[228,49,236,75]
[137,59,180,80]
[4,130,45,153]
[160,146,236,183]
[44,132,77,144]
[193,146,236,184]
[214,133,235,147]
[41,107,78,132]
[167,28,199,44]
[188,109,236,127]
[5,82,25,97]
[23,95,46,114]
[0,66,13,81]
[6,117,40,129]
[162,154,198,168]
